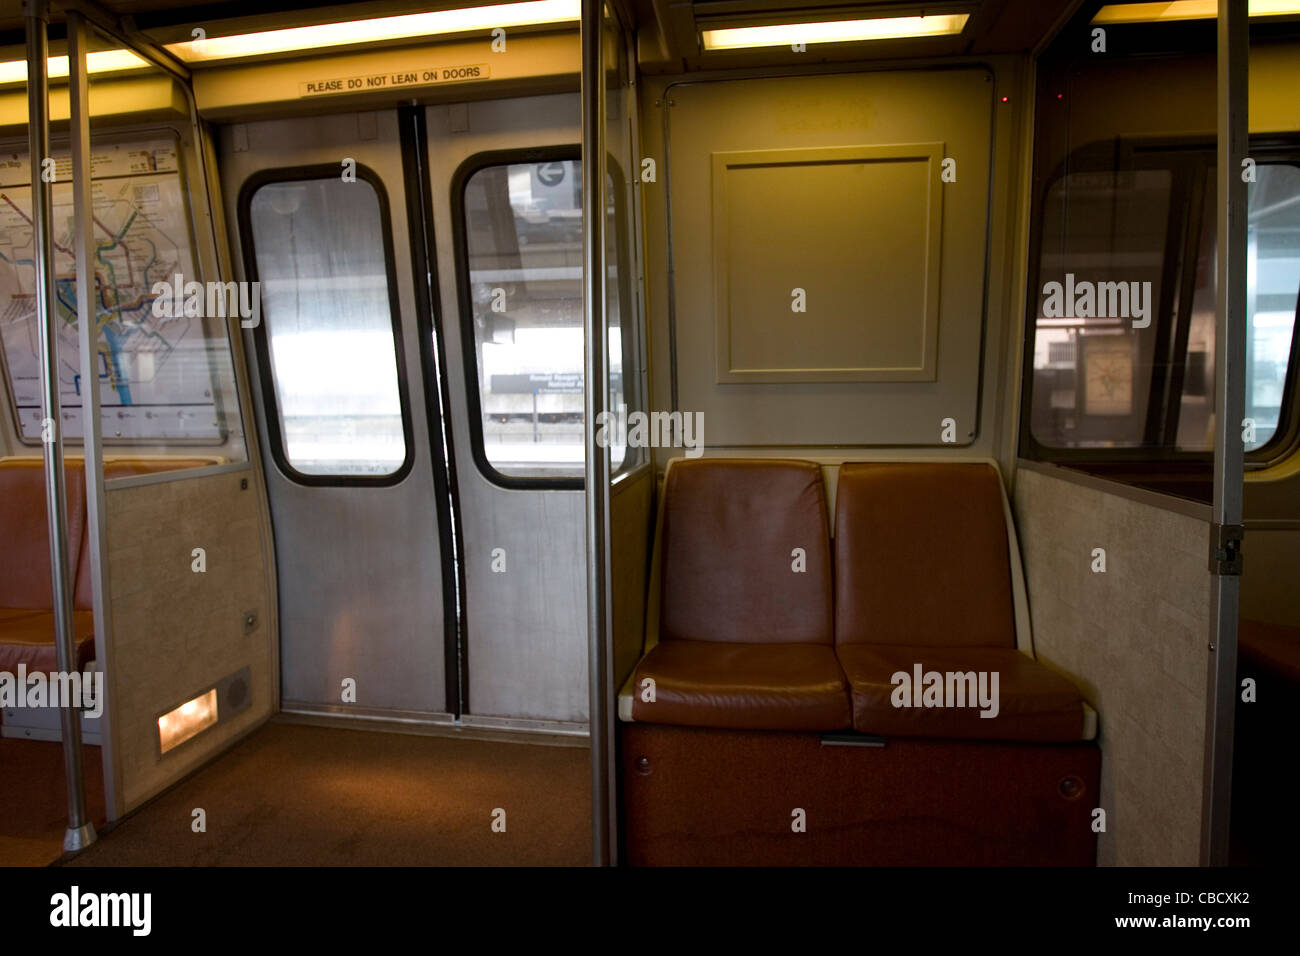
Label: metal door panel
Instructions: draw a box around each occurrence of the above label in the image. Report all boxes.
[218,112,447,717]
[426,94,589,723]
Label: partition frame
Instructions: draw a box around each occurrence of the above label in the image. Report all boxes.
[57,0,275,824]
[581,0,616,866]
[1201,0,1249,867]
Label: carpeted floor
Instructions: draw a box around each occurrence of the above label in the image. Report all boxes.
[61,721,591,866]
[0,738,105,867]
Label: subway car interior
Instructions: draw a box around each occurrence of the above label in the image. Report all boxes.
[0,0,1296,883]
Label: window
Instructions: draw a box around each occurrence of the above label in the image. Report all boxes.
[244,172,411,481]
[457,153,631,483]
[1022,141,1300,487]
[1028,166,1175,451]
[1245,164,1300,450]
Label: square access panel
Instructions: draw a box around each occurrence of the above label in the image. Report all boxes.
[712,142,944,384]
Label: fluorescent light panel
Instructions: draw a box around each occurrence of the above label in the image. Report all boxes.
[701,14,970,51]
[158,689,219,755]
[1093,1,1300,23]
[0,1,581,82]
[164,0,581,62]
[0,48,148,84]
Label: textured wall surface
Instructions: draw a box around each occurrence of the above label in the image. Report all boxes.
[106,471,274,811]
[1014,467,1210,866]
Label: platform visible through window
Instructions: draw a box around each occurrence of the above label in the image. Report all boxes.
[1244,164,1300,451]
[461,157,627,480]
[247,176,408,478]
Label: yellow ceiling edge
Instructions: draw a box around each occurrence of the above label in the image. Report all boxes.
[192,30,585,120]
[0,73,186,139]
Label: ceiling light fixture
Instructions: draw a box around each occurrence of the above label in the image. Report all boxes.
[0,48,149,84]
[701,13,970,51]
[164,0,581,63]
[1092,1,1300,24]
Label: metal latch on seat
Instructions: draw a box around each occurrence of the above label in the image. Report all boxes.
[1209,523,1244,575]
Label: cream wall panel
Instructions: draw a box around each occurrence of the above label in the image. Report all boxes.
[106,471,274,811]
[711,143,943,384]
[661,68,993,448]
[1014,467,1210,866]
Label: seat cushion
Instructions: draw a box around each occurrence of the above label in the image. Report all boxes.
[0,609,97,673]
[0,459,88,611]
[838,644,1085,741]
[631,640,851,731]
[660,458,833,644]
[834,462,1016,647]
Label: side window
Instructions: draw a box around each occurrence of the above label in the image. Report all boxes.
[1028,167,1175,451]
[1023,145,1300,479]
[1176,163,1300,453]
[458,155,629,483]
[244,173,411,481]
[1244,164,1300,451]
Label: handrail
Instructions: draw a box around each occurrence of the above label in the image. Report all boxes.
[24,0,96,852]
[581,0,616,866]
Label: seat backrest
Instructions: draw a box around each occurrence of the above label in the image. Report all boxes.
[0,458,88,611]
[834,462,1015,647]
[659,458,833,644]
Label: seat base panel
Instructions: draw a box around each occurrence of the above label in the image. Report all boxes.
[621,723,1100,866]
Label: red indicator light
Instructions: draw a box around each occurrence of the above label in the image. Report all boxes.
[1001,95,1009,102]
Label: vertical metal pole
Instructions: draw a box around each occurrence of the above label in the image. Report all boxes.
[582,0,615,866]
[1201,0,1247,867]
[69,10,115,829]
[25,0,96,852]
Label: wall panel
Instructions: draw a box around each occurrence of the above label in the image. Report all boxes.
[1014,465,1210,866]
[660,67,993,448]
[105,470,274,811]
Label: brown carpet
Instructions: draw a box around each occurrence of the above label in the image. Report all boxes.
[63,722,591,866]
[0,738,105,867]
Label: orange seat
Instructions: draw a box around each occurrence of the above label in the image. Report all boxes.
[0,459,97,674]
[0,609,97,673]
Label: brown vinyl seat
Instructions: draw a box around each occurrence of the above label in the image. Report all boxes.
[836,644,1087,741]
[631,458,851,732]
[0,459,97,674]
[834,462,1086,741]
